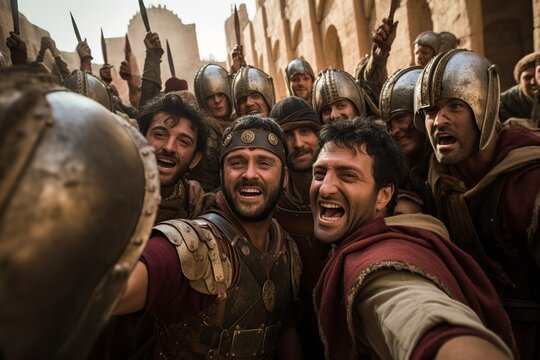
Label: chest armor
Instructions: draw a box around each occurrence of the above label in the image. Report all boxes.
[153,215,300,359]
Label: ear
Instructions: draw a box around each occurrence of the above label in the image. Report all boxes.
[375,184,393,212]
[188,151,203,170]
[282,167,289,190]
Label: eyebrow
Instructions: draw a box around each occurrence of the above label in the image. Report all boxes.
[313,163,363,173]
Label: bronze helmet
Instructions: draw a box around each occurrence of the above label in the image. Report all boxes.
[413,31,442,54]
[285,58,315,95]
[0,71,160,359]
[414,49,500,151]
[63,69,114,111]
[194,63,232,114]
[379,66,423,123]
[231,65,275,113]
[312,67,367,117]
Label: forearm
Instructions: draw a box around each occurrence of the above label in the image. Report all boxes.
[127,76,141,108]
[356,271,513,359]
[435,336,511,360]
[54,56,71,82]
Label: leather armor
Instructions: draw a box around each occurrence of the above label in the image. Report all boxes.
[152,214,301,359]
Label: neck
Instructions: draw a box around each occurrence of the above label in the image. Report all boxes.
[455,132,498,187]
[238,216,273,252]
[161,181,179,200]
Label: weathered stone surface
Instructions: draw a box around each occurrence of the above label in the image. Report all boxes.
[226,0,538,99]
[0,2,225,107]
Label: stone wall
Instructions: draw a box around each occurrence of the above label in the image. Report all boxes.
[226,0,539,99]
[0,1,225,106]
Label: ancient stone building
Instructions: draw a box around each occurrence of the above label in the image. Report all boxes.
[226,0,539,100]
[107,5,204,104]
[0,1,223,106]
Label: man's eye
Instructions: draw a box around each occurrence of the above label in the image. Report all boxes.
[313,171,325,180]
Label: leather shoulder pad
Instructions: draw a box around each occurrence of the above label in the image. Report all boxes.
[154,219,233,296]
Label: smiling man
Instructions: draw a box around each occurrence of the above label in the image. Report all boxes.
[499,52,539,121]
[312,67,367,123]
[379,66,434,214]
[113,115,303,359]
[310,118,516,360]
[270,96,329,359]
[138,93,209,222]
[232,65,275,117]
[285,59,315,103]
[415,49,540,359]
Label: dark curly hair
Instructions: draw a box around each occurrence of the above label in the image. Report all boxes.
[138,93,208,155]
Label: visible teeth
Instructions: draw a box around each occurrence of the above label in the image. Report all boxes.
[321,202,340,208]
[240,188,261,194]
[321,215,341,221]
[158,157,175,165]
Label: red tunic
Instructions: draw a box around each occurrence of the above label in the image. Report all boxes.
[313,216,516,360]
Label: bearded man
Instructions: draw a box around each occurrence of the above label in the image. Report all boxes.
[270,96,330,359]
[113,115,303,359]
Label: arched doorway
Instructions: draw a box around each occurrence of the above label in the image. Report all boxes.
[483,0,534,90]
[323,25,344,70]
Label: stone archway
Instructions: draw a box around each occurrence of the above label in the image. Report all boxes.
[482,0,534,91]
[323,25,344,70]
[291,20,304,58]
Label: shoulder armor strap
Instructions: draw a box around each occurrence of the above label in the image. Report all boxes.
[273,219,302,298]
[154,219,232,297]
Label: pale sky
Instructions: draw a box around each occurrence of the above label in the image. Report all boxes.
[18,0,256,63]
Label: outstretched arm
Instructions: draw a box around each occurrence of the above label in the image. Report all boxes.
[113,261,148,315]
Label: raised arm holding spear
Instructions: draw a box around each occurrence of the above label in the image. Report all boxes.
[230,4,246,74]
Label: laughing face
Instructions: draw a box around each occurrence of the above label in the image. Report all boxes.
[424,98,479,165]
[310,142,391,243]
[320,99,358,124]
[146,112,202,188]
[222,147,287,221]
[238,92,270,117]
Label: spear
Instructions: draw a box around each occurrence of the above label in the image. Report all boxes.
[138,0,151,32]
[101,28,108,65]
[388,0,400,24]
[70,12,82,43]
[124,34,132,62]
[11,0,20,35]
[166,39,176,78]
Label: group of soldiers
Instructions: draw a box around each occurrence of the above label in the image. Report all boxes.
[0,6,539,360]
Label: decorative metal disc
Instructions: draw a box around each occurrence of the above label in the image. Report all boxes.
[267,133,278,146]
[262,279,276,312]
[241,130,255,144]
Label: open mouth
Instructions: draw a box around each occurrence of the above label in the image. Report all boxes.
[437,134,457,147]
[239,187,262,197]
[247,109,260,115]
[157,156,176,168]
[320,202,344,221]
